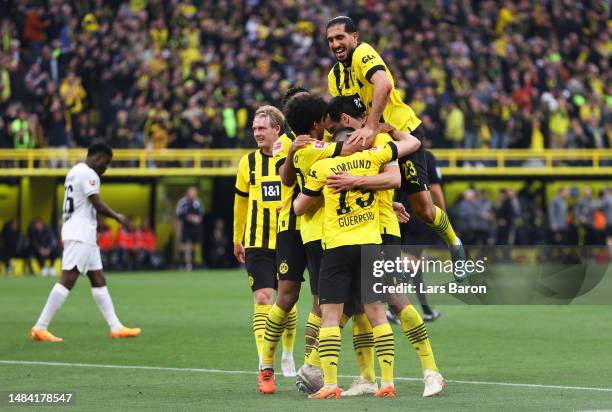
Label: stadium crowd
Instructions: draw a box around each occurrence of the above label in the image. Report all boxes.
[0,0,609,152]
[450,185,612,247]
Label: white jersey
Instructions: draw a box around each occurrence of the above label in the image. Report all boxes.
[61,162,100,245]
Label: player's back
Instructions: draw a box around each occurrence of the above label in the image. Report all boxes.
[311,150,389,249]
[61,162,100,245]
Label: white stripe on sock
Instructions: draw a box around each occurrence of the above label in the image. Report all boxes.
[91,286,123,332]
[34,283,70,330]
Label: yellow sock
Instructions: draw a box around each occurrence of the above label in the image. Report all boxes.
[253,304,272,363]
[319,326,341,387]
[304,312,320,363]
[261,304,288,367]
[305,313,348,369]
[372,323,395,385]
[352,313,375,383]
[282,305,298,353]
[428,206,461,246]
[400,305,438,372]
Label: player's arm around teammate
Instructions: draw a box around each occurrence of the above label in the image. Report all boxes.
[30,142,140,342]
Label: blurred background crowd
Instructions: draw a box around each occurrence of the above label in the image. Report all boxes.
[0,0,610,151]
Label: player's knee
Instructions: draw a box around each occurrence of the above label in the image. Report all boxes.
[253,288,273,305]
[364,304,388,327]
[311,297,321,316]
[415,203,436,224]
[276,290,298,312]
[59,271,79,290]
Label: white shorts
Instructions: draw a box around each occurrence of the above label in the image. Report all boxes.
[62,241,103,274]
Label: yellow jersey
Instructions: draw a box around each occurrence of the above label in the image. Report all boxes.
[273,129,302,232]
[303,142,398,249]
[293,140,343,243]
[328,42,421,132]
[233,149,283,249]
[372,133,401,237]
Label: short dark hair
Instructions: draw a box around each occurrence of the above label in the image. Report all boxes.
[332,127,355,142]
[87,140,113,158]
[325,96,365,122]
[326,16,357,33]
[284,93,327,135]
[281,86,309,109]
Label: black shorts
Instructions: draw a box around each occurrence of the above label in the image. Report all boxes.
[398,130,429,195]
[276,230,306,284]
[305,240,323,296]
[181,224,201,243]
[245,248,277,292]
[401,213,438,243]
[319,244,383,305]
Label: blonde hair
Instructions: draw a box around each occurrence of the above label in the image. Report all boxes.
[254,105,285,130]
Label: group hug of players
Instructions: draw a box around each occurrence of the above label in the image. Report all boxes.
[233,16,465,400]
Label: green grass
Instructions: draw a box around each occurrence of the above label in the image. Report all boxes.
[1,271,612,411]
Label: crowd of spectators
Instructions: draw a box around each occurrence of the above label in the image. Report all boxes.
[0,0,609,152]
[450,185,612,248]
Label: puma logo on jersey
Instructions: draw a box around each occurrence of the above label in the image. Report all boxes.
[383,359,392,366]
[361,54,375,64]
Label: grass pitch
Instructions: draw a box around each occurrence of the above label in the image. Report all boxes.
[1,270,612,411]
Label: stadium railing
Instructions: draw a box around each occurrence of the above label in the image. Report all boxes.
[1,148,611,177]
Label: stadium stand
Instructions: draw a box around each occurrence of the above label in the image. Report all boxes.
[0,0,609,151]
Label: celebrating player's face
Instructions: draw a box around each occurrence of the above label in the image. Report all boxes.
[326,24,357,63]
[252,115,279,151]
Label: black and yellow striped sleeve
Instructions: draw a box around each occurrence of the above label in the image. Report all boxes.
[328,62,341,96]
[233,155,250,244]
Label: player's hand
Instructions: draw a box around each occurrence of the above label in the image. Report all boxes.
[393,202,410,223]
[377,122,396,134]
[116,213,127,226]
[289,135,314,155]
[347,125,375,147]
[326,172,359,193]
[233,243,245,263]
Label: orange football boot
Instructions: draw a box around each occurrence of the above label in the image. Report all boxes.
[374,385,397,398]
[29,328,63,342]
[110,327,142,339]
[308,387,343,399]
[258,368,276,394]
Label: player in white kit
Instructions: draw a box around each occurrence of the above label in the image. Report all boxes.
[29,142,141,341]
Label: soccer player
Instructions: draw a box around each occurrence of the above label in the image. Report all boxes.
[271,87,319,387]
[29,141,141,342]
[258,92,367,395]
[293,124,421,399]
[324,97,445,397]
[175,186,203,271]
[325,16,466,281]
[233,106,297,383]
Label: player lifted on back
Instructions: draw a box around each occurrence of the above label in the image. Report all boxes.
[233,106,297,382]
[30,141,141,342]
[325,16,466,281]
